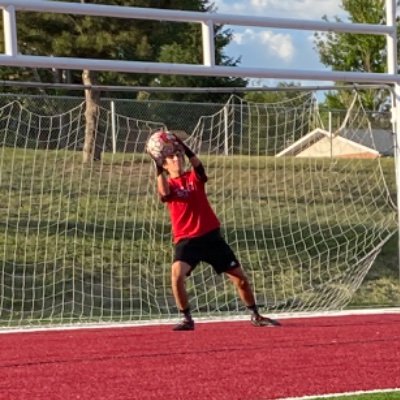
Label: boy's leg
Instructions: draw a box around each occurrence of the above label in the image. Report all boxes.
[171,260,191,310]
[224,266,256,307]
[171,261,194,331]
[225,266,281,327]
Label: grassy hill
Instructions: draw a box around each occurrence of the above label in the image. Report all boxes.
[0,147,398,325]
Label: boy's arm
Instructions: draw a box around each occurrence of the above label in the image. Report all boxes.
[175,136,207,181]
[155,164,171,202]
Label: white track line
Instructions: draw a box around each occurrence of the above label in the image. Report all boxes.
[280,388,400,400]
[1,307,399,334]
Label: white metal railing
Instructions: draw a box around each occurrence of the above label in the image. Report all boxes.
[0,0,398,83]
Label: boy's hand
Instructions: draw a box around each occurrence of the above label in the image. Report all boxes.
[170,134,185,154]
[154,161,164,175]
[172,133,183,145]
[172,134,195,159]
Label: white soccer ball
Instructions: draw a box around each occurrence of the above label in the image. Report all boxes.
[146,130,182,165]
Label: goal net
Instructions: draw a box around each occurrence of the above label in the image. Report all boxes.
[0,90,397,328]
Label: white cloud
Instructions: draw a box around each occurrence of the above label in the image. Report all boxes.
[259,31,294,62]
[215,0,344,20]
[213,0,344,84]
[250,0,343,19]
[232,29,295,62]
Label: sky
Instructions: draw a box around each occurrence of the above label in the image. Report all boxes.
[212,0,348,86]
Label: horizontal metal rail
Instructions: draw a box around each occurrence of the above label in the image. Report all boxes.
[0,54,398,84]
[0,0,397,83]
[0,0,393,35]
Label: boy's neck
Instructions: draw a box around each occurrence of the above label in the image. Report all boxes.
[169,169,185,179]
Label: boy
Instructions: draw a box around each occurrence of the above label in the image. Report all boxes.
[155,133,280,331]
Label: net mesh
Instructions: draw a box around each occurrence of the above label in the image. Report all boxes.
[0,91,397,327]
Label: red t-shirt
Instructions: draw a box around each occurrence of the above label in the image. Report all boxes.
[165,169,220,243]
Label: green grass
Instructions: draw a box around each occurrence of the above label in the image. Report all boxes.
[0,146,398,324]
[309,392,400,400]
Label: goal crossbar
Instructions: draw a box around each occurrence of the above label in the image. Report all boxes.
[0,55,398,84]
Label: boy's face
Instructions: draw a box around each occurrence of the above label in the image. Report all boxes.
[162,151,184,177]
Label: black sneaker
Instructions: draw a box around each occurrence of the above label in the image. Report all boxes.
[173,318,195,331]
[251,315,281,327]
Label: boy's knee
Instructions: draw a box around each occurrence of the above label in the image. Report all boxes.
[171,261,190,282]
[236,276,250,290]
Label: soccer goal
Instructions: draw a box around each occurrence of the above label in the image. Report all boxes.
[0,0,399,328]
[0,87,397,327]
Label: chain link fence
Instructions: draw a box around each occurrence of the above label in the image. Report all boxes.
[0,93,224,133]
[0,92,393,156]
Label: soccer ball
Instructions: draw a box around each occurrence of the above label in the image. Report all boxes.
[146,130,182,165]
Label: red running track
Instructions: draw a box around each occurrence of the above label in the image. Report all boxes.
[0,313,399,400]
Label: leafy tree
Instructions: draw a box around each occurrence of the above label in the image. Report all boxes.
[0,0,244,94]
[313,0,399,114]
[155,26,245,103]
[0,0,245,161]
[243,83,306,104]
[147,22,245,131]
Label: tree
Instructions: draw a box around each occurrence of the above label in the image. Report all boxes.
[313,0,399,114]
[0,0,245,93]
[0,0,245,161]
[154,25,246,103]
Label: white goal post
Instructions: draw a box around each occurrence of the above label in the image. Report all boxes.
[0,0,399,328]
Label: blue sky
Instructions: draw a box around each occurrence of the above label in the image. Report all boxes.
[212,0,348,86]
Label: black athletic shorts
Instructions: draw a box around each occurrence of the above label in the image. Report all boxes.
[173,228,240,275]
